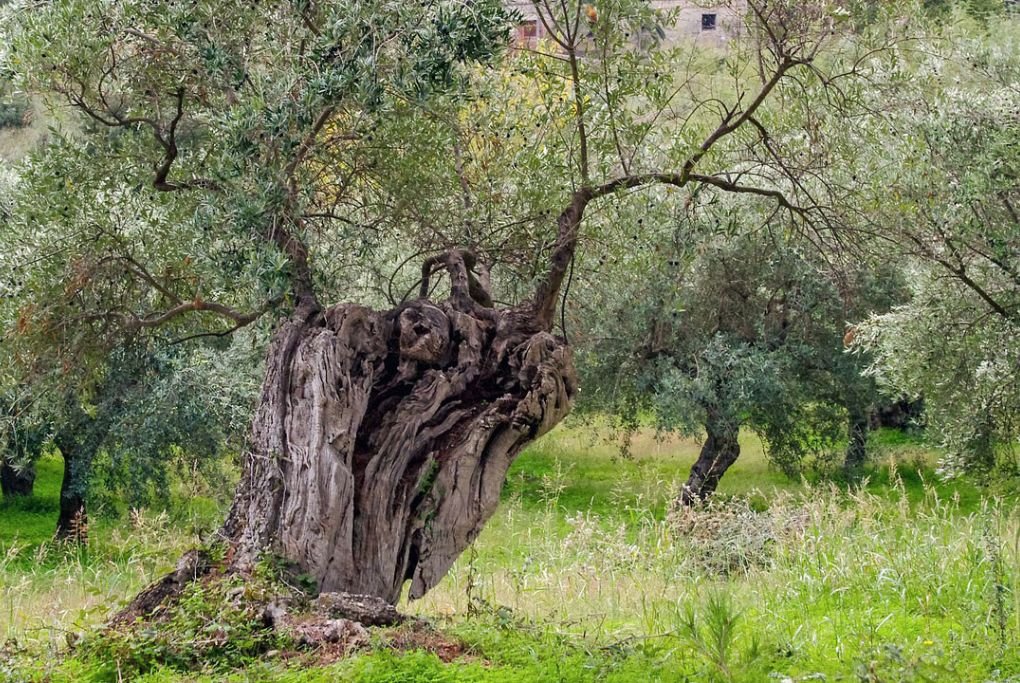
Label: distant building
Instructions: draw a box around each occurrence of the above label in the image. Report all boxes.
[508,1,747,49]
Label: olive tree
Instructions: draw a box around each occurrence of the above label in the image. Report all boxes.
[574,208,905,503]
[47,340,258,540]
[855,19,1020,476]
[2,0,905,605]
[0,393,47,497]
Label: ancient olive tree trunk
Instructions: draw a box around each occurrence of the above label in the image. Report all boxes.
[679,411,741,506]
[223,277,575,604]
[0,460,35,497]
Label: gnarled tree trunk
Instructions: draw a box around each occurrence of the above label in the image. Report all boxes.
[0,459,35,497]
[842,407,870,476]
[679,410,741,506]
[223,281,575,604]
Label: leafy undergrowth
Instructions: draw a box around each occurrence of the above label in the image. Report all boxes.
[1,427,1017,682]
[74,569,290,680]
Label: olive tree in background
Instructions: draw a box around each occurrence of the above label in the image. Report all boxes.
[855,20,1020,478]
[573,204,906,503]
[0,393,47,497]
[47,340,259,540]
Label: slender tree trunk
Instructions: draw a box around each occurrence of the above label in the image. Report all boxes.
[223,295,575,604]
[679,411,741,505]
[0,459,35,497]
[843,408,870,476]
[55,440,88,541]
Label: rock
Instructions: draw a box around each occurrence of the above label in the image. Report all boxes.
[323,619,370,647]
[293,618,369,650]
[312,592,406,627]
[262,601,289,628]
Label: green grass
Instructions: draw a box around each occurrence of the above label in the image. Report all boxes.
[1,426,1017,683]
[0,456,223,655]
[0,455,65,549]
[505,424,982,519]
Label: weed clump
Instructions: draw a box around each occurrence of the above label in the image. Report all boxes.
[667,493,807,573]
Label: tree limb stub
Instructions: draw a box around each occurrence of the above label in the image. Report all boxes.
[419,248,494,310]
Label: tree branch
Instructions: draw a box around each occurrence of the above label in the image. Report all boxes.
[419,249,493,310]
[527,37,811,329]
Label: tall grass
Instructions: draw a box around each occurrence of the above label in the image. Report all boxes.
[0,504,214,677]
[410,445,1018,680]
[1,428,1016,681]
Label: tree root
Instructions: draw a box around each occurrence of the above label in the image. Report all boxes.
[109,549,213,626]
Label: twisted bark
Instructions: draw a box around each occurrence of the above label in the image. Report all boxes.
[223,290,575,603]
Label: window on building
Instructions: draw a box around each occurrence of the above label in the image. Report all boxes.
[516,20,538,44]
[701,13,717,31]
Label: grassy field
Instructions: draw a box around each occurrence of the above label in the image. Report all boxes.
[1,424,1017,682]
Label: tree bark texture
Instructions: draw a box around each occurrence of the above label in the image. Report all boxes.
[0,459,35,497]
[679,412,741,505]
[55,445,88,541]
[223,297,575,604]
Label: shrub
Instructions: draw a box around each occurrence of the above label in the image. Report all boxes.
[667,493,807,574]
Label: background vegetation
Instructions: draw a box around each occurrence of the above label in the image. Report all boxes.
[2,426,1016,682]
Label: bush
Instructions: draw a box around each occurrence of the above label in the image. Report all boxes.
[667,493,807,574]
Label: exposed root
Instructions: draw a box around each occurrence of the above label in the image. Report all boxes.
[262,602,371,658]
[71,553,494,678]
[109,549,213,626]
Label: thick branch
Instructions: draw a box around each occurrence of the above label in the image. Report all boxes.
[419,249,493,310]
[81,296,276,332]
[529,51,808,330]
[530,172,807,329]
